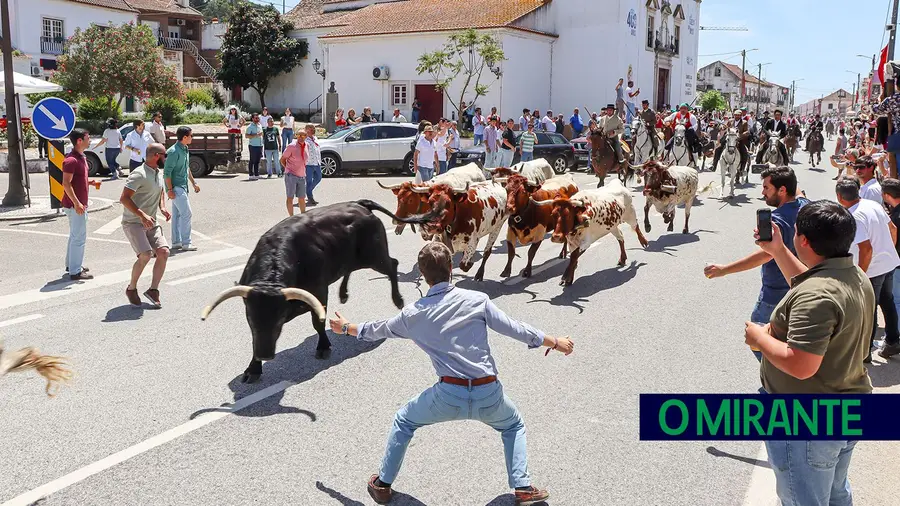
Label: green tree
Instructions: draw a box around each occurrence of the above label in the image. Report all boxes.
[52,22,182,118]
[217,3,308,108]
[699,89,728,112]
[416,29,505,122]
[191,0,235,21]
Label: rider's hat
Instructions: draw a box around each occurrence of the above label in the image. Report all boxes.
[774,109,783,115]
[641,99,649,104]
[679,102,689,109]
[733,109,742,115]
[605,103,615,109]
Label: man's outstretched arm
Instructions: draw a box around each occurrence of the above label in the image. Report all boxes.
[484,299,574,354]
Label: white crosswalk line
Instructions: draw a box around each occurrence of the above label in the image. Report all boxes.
[0,314,45,329]
[93,216,122,235]
[167,265,245,286]
[0,247,249,311]
[0,228,130,245]
[742,444,778,506]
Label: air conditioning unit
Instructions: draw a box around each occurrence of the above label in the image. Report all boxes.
[176,19,186,26]
[372,65,389,80]
[30,65,42,77]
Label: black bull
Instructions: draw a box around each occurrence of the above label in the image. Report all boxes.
[201,199,435,383]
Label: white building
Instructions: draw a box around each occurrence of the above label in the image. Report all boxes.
[245,0,702,125]
[795,89,853,118]
[696,60,789,114]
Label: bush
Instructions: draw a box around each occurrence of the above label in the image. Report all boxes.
[74,120,106,135]
[180,105,227,124]
[77,97,121,121]
[121,112,144,123]
[145,97,185,124]
[211,87,226,108]
[21,122,36,148]
[185,88,215,109]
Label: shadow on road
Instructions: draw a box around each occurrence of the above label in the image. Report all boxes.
[808,167,827,173]
[189,332,383,420]
[867,359,900,388]
[102,304,145,322]
[706,446,770,469]
[485,494,548,506]
[316,481,428,506]
[717,193,752,209]
[527,261,646,312]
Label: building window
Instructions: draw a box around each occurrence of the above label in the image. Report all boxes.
[714,66,721,77]
[674,26,680,54]
[42,18,63,41]
[647,16,655,49]
[299,38,308,59]
[39,58,57,70]
[391,84,407,107]
[828,103,834,110]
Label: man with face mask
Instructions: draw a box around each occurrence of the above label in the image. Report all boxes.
[704,167,809,361]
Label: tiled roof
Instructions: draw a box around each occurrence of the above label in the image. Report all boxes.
[721,62,769,87]
[285,0,350,30]
[125,0,204,17]
[294,0,552,38]
[70,0,138,13]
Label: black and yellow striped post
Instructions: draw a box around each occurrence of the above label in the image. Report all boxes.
[48,140,65,209]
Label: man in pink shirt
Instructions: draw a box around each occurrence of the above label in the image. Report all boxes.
[280,129,309,216]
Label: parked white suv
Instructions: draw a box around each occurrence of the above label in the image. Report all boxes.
[318,122,419,177]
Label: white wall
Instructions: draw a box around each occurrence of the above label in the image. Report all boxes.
[201,22,227,51]
[497,31,552,119]
[10,0,137,61]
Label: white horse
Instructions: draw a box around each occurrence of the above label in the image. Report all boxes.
[666,123,694,168]
[759,130,787,166]
[631,118,658,164]
[720,128,741,199]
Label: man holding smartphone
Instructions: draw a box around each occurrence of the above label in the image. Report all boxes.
[704,167,808,360]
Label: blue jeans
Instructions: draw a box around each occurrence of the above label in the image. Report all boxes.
[305,164,322,199]
[248,145,262,177]
[411,110,419,123]
[171,186,193,248]
[474,133,483,145]
[500,148,515,168]
[751,287,787,362]
[625,103,636,124]
[521,151,534,162]
[105,148,121,176]
[765,440,857,506]
[265,149,282,176]
[417,165,434,182]
[64,207,87,275]
[437,160,447,174]
[281,129,293,152]
[892,267,900,345]
[379,381,530,488]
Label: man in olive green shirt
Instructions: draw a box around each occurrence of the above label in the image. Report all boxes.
[163,126,199,251]
[120,143,171,308]
[746,200,872,506]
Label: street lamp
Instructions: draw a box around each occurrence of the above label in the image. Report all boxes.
[846,69,861,106]
[312,58,326,79]
[485,57,502,78]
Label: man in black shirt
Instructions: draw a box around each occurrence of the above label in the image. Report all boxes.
[880,178,900,358]
[500,118,517,167]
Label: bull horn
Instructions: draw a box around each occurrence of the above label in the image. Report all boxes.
[280,288,326,322]
[377,180,403,190]
[493,176,508,184]
[569,199,585,208]
[411,185,431,194]
[529,196,555,206]
[661,184,678,193]
[453,181,471,194]
[484,167,497,173]
[629,162,646,169]
[201,285,253,320]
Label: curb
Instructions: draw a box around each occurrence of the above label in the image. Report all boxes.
[0,197,116,221]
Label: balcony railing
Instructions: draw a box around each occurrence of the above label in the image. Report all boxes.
[40,36,64,55]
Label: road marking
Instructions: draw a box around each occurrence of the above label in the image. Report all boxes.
[742,444,778,506]
[167,265,245,286]
[93,217,122,235]
[191,230,241,250]
[0,380,294,506]
[0,228,130,245]
[0,247,249,311]
[0,314,45,329]
[502,240,602,285]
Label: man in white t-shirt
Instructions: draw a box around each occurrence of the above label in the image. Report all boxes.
[854,156,883,205]
[435,121,450,175]
[123,120,152,171]
[837,176,900,362]
[624,81,640,124]
[541,111,555,132]
[413,125,439,182]
[391,108,407,123]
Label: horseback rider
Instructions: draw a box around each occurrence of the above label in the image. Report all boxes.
[756,109,790,164]
[711,109,750,171]
[663,103,702,162]
[638,99,660,156]
[805,114,824,152]
[598,103,626,163]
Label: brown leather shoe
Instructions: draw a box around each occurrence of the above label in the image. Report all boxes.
[143,289,161,308]
[125,288,142,307]
[515,485,550,505]
[367,475,392,504]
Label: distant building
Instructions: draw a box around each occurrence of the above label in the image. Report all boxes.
[794,89,853,117]
[696,60,788,113]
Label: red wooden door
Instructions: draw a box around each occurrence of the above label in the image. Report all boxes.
[656,69,669,110]
[415,84,443,123]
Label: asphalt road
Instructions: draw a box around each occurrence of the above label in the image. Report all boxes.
[1,139,898,506]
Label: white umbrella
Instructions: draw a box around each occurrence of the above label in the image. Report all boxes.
[0,71,63,95]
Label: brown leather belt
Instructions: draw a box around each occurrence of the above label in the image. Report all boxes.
[440,375,497,387]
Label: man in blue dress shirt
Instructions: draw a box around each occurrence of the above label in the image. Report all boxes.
[329,242,574,505]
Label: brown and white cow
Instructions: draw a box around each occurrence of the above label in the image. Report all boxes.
[487,158,555,186]
[640,161,700,234]
[423,181,508,281]
[501,173,578,278]
[377,162,486,236]
[533,180,648,286]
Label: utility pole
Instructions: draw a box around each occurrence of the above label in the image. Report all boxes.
[887,0,899,97]
[1,0,26,207]
[790,80,796,113]
[855,73,861,107]
[755,62,763,117]
[741,49,747,110]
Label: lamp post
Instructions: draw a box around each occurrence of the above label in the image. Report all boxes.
[838,89,847,114]
[312,58,326,79]
[790,78,804,114]
[845,70,861,107]
[857,54,876,102]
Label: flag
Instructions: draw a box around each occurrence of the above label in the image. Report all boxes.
[877,44,889,86]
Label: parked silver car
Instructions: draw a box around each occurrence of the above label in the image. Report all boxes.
[318,122,419,177]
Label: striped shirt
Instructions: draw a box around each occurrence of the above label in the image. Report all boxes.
[519,131,538,153]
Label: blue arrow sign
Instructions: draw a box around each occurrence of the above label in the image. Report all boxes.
[32,97,76,140]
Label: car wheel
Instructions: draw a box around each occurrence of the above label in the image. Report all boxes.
[189,156,208,178]
[85,153,102,177]
[321,154,340,177]
[552,155,568,174]
[403,154,415,176]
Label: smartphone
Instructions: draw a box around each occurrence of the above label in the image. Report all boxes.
[757,209,773,242]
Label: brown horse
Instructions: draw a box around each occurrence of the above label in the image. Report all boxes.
[590,130,632,187]
[784,124,801,162]
[807,129,824,167]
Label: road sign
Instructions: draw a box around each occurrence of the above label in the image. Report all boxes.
[31,97,76,140]
[48,140,65,209]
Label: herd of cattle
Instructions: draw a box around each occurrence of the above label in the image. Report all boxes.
[199,158,712,382]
